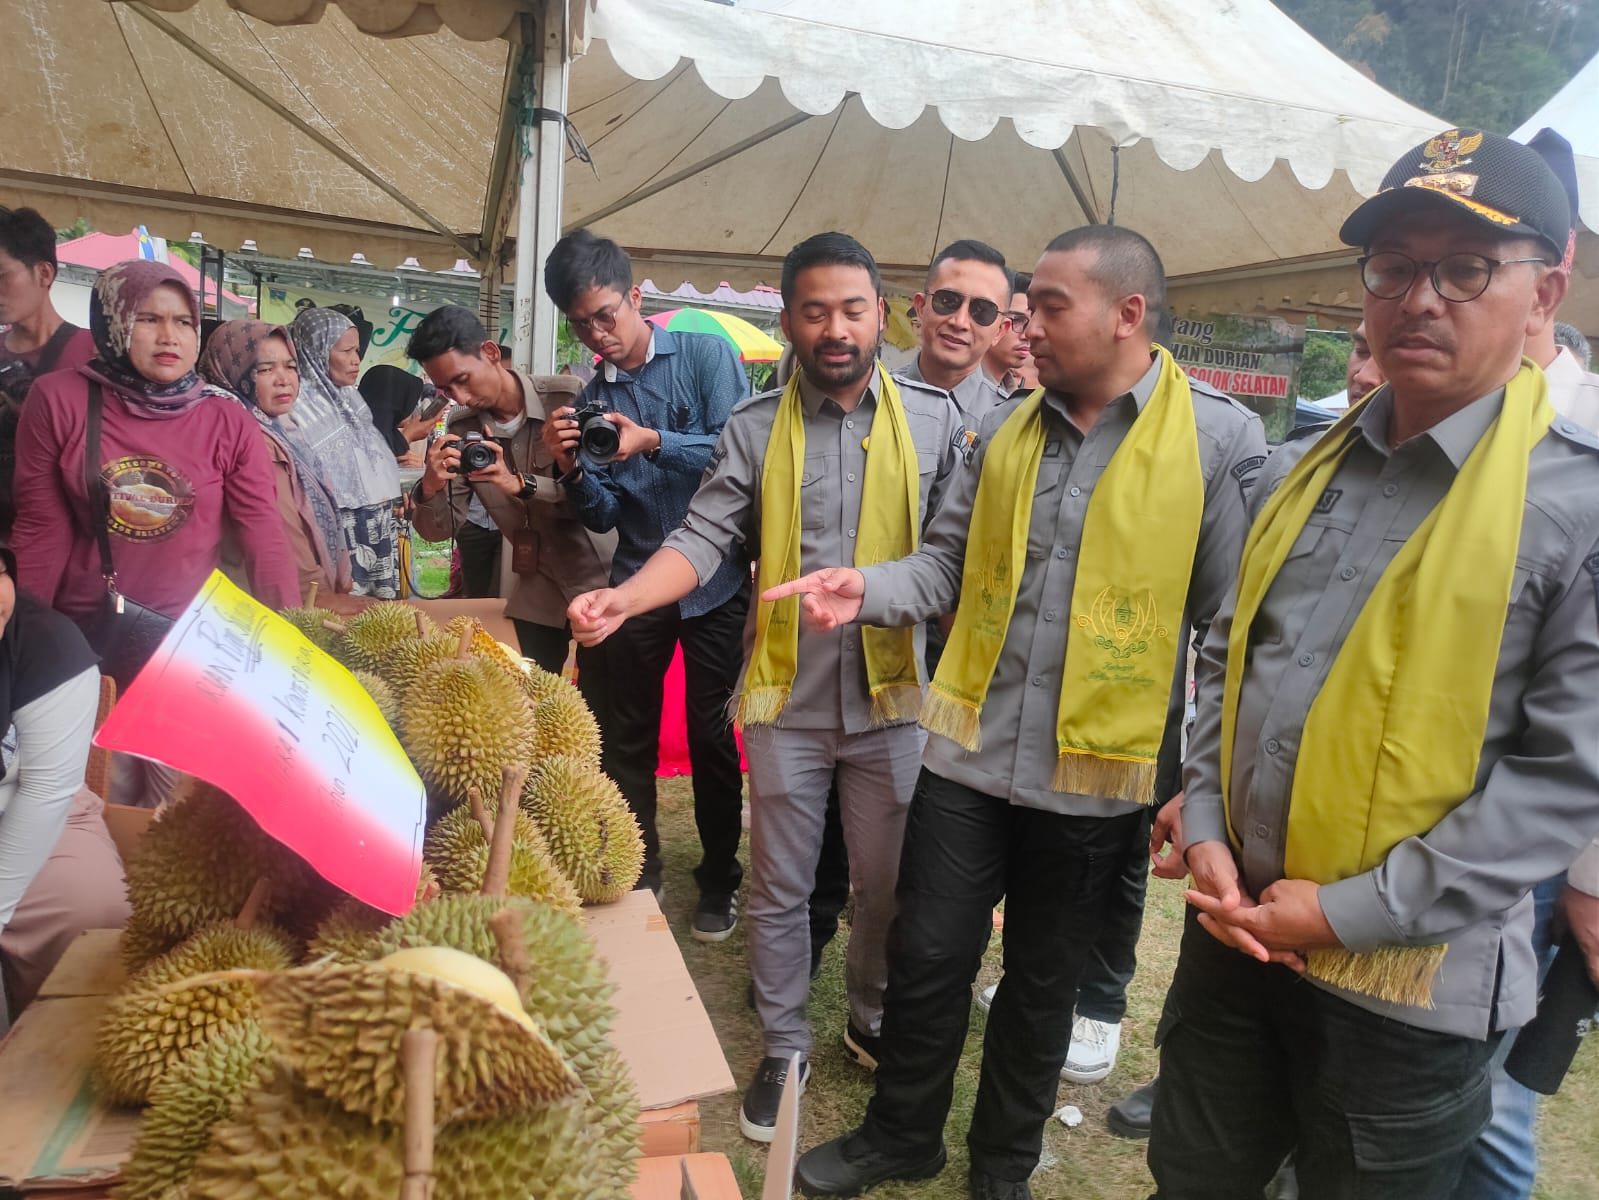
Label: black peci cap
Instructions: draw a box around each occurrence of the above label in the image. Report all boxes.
[1340,128,1571,259]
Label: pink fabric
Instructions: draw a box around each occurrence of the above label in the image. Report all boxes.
[11,367,299,621]
[656,644,746,777]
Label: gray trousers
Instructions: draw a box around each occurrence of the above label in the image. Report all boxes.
[744,721,927,1057]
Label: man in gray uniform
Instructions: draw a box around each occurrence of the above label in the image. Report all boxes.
[565,232,966,1145]
[1155,129,1599,1199]
[898,239,1014,427]
[772,225,1266,1200]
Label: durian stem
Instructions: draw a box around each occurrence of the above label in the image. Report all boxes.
[489,906,532,998]
[455,622,476,659]
[467,786,494,841]
[322,619,348,635]
[234,877,272,930]
[414,610,428,638]
[305,581,320,608]
[400,1027,439,1200]
[481,765,527,896]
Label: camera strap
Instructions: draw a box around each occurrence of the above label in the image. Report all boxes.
[84,382,123,603]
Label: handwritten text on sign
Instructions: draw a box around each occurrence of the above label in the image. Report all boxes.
[95,571,425,915]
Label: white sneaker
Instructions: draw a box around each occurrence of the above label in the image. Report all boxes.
[1060,1016,1120,1083]
[976,982,998,1013]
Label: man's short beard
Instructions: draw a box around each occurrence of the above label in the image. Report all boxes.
[801,330,882,389]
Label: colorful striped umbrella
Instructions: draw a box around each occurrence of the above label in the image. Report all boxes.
[646,307,783,362]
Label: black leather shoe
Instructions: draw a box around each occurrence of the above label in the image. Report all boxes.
[1105,1077,1157,1140]
[969,1167,1033,1200]
[796,1129,947,1197]
[843,1021,881,1070]
[738,1055,809,1143]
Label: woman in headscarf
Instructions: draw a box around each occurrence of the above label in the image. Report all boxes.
[11,260,298,638]
[198,320,355,606]
[0,538,130,1021]
[357,363,436,467]
[288,308,402,598]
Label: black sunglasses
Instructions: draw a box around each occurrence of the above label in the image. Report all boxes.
[929,288,1003,327]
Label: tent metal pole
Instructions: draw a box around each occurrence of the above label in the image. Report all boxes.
[1051,145,1100,224]
[512,0,569,375]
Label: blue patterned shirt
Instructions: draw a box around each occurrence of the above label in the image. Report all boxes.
[565,328,749,616]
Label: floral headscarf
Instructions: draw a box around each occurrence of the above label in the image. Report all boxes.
[197,320,346,565]
[287,308,401,509]
[79,260,223,416]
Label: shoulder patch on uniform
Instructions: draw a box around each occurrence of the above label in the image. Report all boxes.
[1230,454,1266,504]
[951,426,978,466]
[1585,550,1599,621]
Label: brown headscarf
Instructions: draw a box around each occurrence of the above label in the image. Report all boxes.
[79,260,222,415]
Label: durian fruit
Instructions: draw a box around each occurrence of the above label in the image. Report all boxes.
[186,1068,403,1200]
[443,615,526,680]
[305,864,439,965]
[400,656,535,805]
[276,606,339,652]
[365,895,616,1078]
[335,601,432,672]
[578,1046,644,1196]
[252,955,577,1124]
[434,1093,627,1200]
[424,797,581,915]
[351,669,397,726]
[518,665,570,706]
[122,783,322,944]
[529,689,603,767]
[120,913,182,973]
[381,630,457,695]
[522,756,645,903]
[115,1020,274,1200]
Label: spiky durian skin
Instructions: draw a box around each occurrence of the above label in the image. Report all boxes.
[252,962,577,1124]
[529,691,602,767]
[115,1021,274,1200]
[423,802,582,915]
[95,925,295,1104]
[441,615,526,680]
[379,630,457,694]
[518,665,570,705]
[304,864,438,965]
[522,756,645,903]
[351,670,397,726]
[186,1070,402,1200]
[122,784,322,944]
[400,657,536,806]
[365,894,616,1079]
[276,606,338,652]
[335,601,432,672]
[121,914,182,973]
[582,1046,643,1196]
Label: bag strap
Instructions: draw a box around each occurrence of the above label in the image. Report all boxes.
[83,382,118,590]
[35,322,79,377]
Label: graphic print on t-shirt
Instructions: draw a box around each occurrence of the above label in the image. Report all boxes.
[101,456,195,540]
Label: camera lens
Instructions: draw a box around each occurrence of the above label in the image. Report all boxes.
[579,414,621,463]
[458,440,497,473]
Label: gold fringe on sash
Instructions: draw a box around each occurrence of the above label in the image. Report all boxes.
[869,683,924,726]
[920,689,983,752]
[1052,750,1159,806]
[1306,944,1449,1009]
[736,686,791,729]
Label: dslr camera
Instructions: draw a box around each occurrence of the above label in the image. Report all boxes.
[571,404,620,464]
[452,431,499,475]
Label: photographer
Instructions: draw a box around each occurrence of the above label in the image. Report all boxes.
[406,306,612,719]
[541,229,748,928]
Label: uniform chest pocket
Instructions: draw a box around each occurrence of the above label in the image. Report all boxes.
[801,455,836,531]
[1025,458,1069,559]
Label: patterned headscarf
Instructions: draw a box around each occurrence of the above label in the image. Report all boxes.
[197,320,346,562]
[287,308,402,509]
[79,260,222,416]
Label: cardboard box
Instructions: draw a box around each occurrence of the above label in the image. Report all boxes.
[629,1153,743,1200]
[3,891,732,1190]
[405,597,518,649]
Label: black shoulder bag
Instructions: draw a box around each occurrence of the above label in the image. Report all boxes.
[83,383,177,689]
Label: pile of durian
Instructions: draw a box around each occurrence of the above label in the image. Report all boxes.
[95,601,654,1198]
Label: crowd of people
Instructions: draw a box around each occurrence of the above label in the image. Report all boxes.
[0,116,1596,1200]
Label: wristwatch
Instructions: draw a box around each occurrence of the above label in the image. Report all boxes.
[515,474,539,500]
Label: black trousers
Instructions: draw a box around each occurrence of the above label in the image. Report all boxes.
[600,582,748,896]
[1149,909,1498,1200]
[455,521,502,598]
[512,617,611,745]
[862,769,1145,1181]
[1074,805,1153,1023]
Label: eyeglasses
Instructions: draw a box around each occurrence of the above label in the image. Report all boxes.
[1003,310,1030,335]
[253,359,299,378]
[569,295,631,336]
[928,289,1003,327]
[1358,251,1549,304]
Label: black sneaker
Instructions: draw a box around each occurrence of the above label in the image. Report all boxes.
[968,1167,1033,1200]
[691,892,738,943]
[738,1055,810,1143]
[1105,1077,1157,1140]
[796,1129,947,1197]
[843,1020,881,1070]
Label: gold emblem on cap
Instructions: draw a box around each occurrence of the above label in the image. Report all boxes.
[1420,129,1483,173]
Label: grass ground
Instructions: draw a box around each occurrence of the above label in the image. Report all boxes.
[650,776,1598,1200]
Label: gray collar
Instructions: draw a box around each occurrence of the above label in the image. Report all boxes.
[1355,385,1505,470]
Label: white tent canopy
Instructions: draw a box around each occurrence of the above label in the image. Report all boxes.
[568,0,1447,289]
